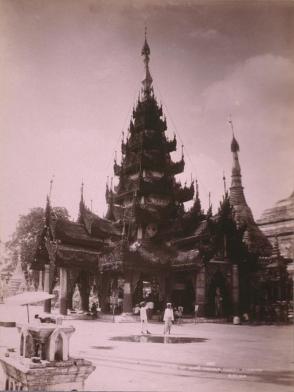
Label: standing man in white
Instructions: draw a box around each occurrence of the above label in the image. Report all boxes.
[163,303,174,334]
[140,302,151,334]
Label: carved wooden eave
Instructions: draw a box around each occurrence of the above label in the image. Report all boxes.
[171,249,202,270]
[56,244,100,269]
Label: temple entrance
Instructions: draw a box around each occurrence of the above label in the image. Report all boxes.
[207,269,230,317]
[132,275,161,313]
[171,273,195,313]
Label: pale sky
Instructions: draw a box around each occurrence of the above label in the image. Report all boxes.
[1,0,293,241]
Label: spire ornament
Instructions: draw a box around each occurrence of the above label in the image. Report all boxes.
[141,27,153,99]
[223,171,227,194]
[48,175,55,200]
[195,179,199,199]
[228,117,240,153]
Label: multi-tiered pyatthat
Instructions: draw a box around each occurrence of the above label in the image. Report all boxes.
[106,35,194,243]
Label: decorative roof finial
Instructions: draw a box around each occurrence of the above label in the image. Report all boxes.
[223,171,227,194]
[208,191,211,208]
[195,178,199,198]
[48,174,55,200]
[81,180,84,201]
[141,27,153,99]
[228,114,234,136]
[229,116,240,153]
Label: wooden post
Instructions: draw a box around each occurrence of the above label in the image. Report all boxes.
[232,264,239,315]
[37,270,43,291]
[123,273,132,313]
[43,265,51,313]
[195,266,206,317]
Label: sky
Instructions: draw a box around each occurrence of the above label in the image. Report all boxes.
[0,0,293,242]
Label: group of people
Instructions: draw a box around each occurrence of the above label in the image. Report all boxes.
[140,302,183,335]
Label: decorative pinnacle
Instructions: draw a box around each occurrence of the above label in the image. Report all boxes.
[141,27,153,98]
[228,114,234,136]
[223,171,227,193]
[195,178,199,197]
[81,180,84,200]
[229,117,240,153]
[48,174,55,200]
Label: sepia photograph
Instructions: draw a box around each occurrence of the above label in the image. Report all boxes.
[0,1,293,391]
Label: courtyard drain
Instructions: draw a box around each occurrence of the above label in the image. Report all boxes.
[109,335,207,344]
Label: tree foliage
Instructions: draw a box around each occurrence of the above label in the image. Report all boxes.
[6,206,70,282]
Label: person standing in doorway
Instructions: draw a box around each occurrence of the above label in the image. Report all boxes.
[163,303,174,334]
[177,306,184,325]
[140,302,151,334]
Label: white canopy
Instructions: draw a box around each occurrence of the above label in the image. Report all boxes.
[5,291,55,323]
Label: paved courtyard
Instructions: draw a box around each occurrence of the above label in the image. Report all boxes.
[0,305,293,391]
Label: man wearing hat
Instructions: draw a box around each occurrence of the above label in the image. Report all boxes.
[163,303,174,334]
[140,301,151,334]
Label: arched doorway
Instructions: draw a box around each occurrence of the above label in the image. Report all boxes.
[54,334,63,361]
[207,269,230,317]
[133,275,160,311]
[171,272,195,313]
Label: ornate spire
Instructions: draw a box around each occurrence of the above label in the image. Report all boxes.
[45,176,55,228]
[80,180,84,203]
[48,174,54,201]
[195,178,199,199]
[141,27,153,99]
[78,180,85,223]
[228,121,255,228]
[229,123,245,205]
[223,171,227,194]
[228,117,239,153]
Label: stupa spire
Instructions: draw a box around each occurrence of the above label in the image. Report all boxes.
[141,27,153,99]
[228,121,245,205]
[48,175,54,201]
[228,120,255,228]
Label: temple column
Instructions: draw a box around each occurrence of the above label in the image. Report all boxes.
[80,285,90,312]
[100,274,109,313]
[66,288,74,311]
[232,264,239,315]
[37,270,43,291]
[123,271,132,313]
[165,272,173,303]
[59,267,68,316]
[78,272,90,312]
[158,273,166,308]
[43,265,51,313]
[195,266,206,317]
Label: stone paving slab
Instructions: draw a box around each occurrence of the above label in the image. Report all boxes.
[0,304,293,391]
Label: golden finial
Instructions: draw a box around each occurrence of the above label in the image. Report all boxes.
[81,179,84,198]
[223,171,227,194]
[228,114,234,136]
[48,174,55,200]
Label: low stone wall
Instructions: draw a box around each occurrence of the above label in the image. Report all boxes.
[0,356,95,391]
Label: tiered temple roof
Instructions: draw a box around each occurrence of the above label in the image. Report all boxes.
[106,35,194,244]
[33,34,277,277]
